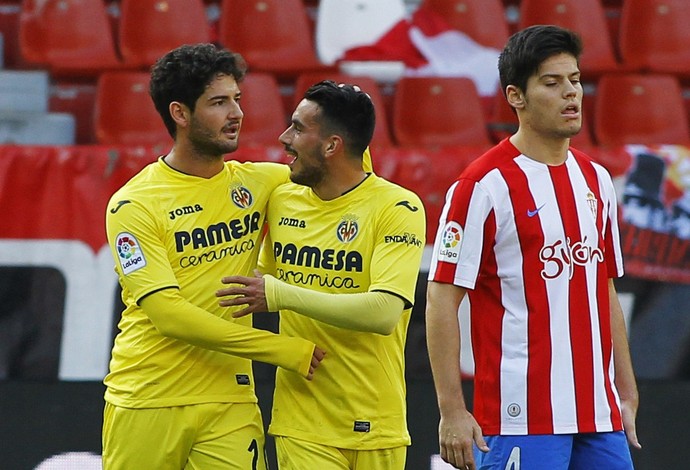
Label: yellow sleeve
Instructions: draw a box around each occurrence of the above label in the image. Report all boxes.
[140,288,316,377]
[264,274,405,335]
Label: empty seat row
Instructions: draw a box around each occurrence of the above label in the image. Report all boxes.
[90,70,690,152]
[12,0,690,82]
[17,0,331,79]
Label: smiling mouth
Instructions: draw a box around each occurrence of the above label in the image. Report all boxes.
[284,147,297,163]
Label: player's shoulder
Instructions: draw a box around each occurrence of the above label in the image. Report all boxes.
[226,160,290,191]
[372,175,421,200]
[460,140,517,182]
[568,147,615,184]
[369,175,425,214]
[108,159,162,202]
[226,160,289,178]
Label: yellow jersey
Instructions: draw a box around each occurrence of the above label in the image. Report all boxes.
[262,174,426,449]
[104,158,307,408]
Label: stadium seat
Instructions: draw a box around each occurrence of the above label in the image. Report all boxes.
[18,0,121,77]
[315,0,406,65]
[293,72,394,149]
[518,0,620,77]
[237,73,287,147]
[618,0,690,77]
[0,111,75,145]
[118,0,211,69]
[593,73,690,147]
[419,0,510,50]
[94,71,170,147]
[217,0,332,78]
[0,70,49,112]
[49,81,98,145]
[0,2,22,68]
[392,76,492,148]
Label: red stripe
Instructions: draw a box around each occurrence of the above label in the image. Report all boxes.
[551,163,596,431]
[470,210,504,431]
[502,160,553,434]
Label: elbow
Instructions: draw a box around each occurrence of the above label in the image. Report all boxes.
[152,321,178,339]
[374,321,397,336]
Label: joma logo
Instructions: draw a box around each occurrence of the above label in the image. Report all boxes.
[169,204,203,220]
[278,216,306,228]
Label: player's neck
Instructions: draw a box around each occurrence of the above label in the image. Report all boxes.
[313,169,368,201]
[163,146,225,179]
[510,131,570,166]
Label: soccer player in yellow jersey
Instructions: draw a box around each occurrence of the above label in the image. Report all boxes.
[217,81,427,470]
[101,44,324,470]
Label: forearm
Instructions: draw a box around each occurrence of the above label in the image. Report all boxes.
[425,281,469,415]
[609,280,639,401]
[141,288,316,377]
[264,274,404,335]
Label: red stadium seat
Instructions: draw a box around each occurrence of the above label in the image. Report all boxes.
[217,0,332,79]
[94,71,170,146]
[392,76,491,149]
[18,0,121,77]
[236,73,287,147]
[293,72,394,150]
[593,73,690,147]
[518,0,620,78]
[618,0,690,77]
[419,0,510,50]
[118,0,211,69]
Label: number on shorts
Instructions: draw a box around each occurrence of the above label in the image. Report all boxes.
[504,446,520,470]
[248,438,259,470]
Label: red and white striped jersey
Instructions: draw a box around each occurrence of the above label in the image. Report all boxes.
[428,139,625,436]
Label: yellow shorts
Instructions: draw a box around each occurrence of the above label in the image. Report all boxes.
[102,402,267,470]
[274,436,406,470]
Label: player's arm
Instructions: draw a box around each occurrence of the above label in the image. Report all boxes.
[609,279,642,448]
[140,287,321,379]
[426,281,489,470]
[217,272,404,335]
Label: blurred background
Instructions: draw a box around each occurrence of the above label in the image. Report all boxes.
[1,0,690,468]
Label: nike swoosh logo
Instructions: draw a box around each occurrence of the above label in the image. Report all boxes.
[396,200,419,212]
[527,203,546,217]
[110,200,131,214]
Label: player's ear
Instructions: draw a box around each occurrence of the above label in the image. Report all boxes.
[325,135,344,155]
[170,101,190,128]
[506,85,525,111]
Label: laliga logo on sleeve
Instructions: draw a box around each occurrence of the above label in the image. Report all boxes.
[438,221,463,263]
[116,233,147,274]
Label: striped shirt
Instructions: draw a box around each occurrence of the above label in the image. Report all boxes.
[428,139,624,435]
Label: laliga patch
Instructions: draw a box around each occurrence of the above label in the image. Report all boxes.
[438,221,463,263]
[115,232,147,275]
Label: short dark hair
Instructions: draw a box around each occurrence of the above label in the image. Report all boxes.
[149,43,247,138]
[498,25,583,96]
[302,80,375,157]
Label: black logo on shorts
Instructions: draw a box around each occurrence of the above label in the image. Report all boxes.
[236,374,251,385]
[353,421,371,432]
